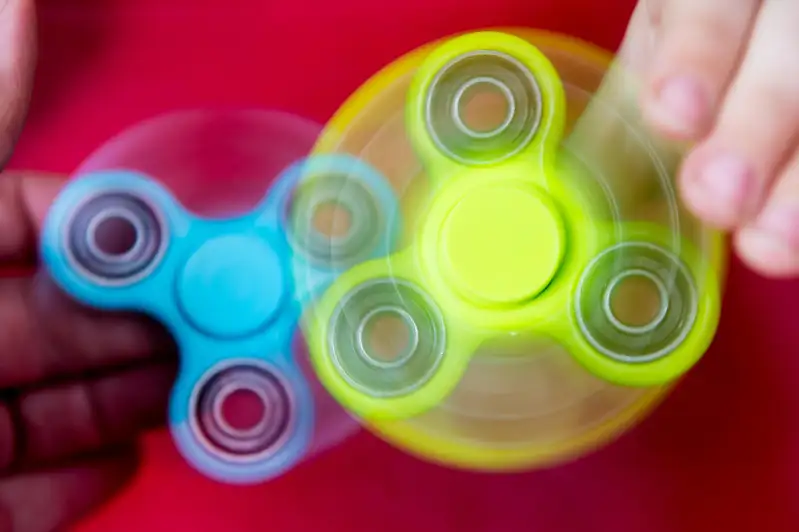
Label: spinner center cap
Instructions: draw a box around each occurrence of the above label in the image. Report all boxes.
[440,185,564,305]
[178,235,286,337]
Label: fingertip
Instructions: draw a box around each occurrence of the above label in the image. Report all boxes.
[639,0,761,142]
[735,227,799,278]
[642,76,710,140]
[679,149,758,229]
[735,201,799,277]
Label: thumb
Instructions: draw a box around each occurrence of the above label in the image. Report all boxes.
[0,0,37,167]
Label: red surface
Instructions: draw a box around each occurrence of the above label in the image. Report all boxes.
[10,0,799,530]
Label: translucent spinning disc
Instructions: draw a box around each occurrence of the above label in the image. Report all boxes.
[299,30,726,471]
[41,109,359,483]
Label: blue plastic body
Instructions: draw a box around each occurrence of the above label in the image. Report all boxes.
[40,155,399,484]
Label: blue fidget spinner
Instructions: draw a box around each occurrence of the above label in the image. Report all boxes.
[40,154,400,484]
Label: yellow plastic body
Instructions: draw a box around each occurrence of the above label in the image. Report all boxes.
[304,29,726,471]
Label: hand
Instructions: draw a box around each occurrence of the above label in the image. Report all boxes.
[622,0,799,277]
[0,2,177,532]
[0,174,178,532]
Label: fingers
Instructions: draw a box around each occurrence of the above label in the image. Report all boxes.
[0,173,64,263]
[0,175,174,385]
[0,277,174,389]
[568,1,684,216]
[628,0,799,277]
[735,152,799,277]
[0,448,136,532]
[0,0,37,167]
[617,0,660,74]
[679,0,799,229]
[0,361,175,471]
[641,0,760,139]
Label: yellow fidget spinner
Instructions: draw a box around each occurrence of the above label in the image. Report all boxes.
[298,29,727,470]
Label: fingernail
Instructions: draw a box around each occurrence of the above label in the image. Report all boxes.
[648,77,707,137]
[753,205,799,250]
[696,153,753,214]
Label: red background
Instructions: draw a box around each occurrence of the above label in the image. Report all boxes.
[10,0,799,530]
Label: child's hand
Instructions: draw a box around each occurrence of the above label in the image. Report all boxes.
[1,2,177,532]
[624,0,799,276]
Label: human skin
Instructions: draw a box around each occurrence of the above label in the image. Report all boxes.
[0,2,177,531]
[0,0,797,530]
[620,0,799,277]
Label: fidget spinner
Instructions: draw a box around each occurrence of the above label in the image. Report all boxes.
[302,30,727,470]
[39,110,400,483]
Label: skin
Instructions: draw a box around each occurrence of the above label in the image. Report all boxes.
[622,0,799,276]
[0,0,795,529]
[0,2,177,530]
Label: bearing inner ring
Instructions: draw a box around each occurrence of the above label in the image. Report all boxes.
[289,173,382,268]
[425,51,542,165]
[328,279,446,398]
[85,206,147,264]
[356,306,421,369]
[603,269,670,335]
[575,242,698,363]
[192,363,294,462]
[451,76,516,139]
